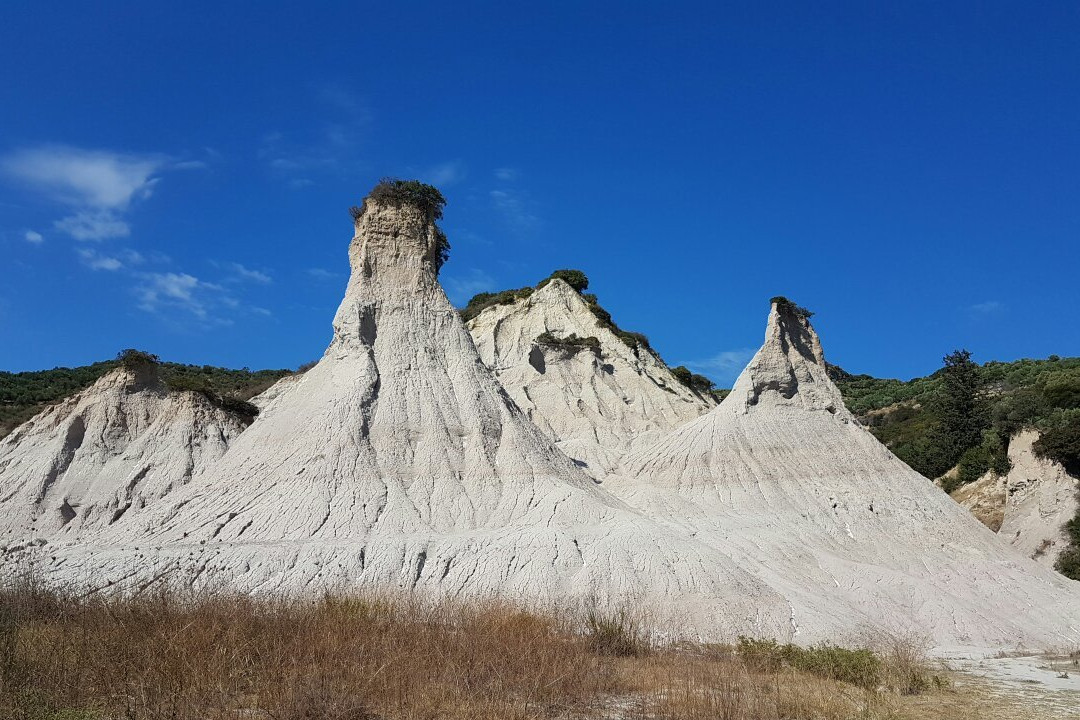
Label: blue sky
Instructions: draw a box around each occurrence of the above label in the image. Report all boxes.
[1,2,1077,385]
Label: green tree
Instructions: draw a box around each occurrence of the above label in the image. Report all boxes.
[922,350,989,480]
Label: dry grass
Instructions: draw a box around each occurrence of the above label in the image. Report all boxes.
[0,575,977,720]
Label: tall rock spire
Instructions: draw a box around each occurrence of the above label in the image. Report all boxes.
[611,299,1080,648]
[28,183,789,641]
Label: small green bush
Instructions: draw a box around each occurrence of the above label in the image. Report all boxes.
[459,287,534,322]
[165,374,259,419]
[536,269,589,293]
[351,178,446,222]
[1055,546,1080,580]
[770,296,814,320]
[1033,417,1080,476]
[1043,373,1080,409]
[116,349,159,370]
[584,609,648,657]
[670,365,716,395]
[534,332,601,356]
[737,637,883,691]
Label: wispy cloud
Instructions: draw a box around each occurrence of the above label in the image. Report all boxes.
[259,86,372,185]
[23,230,43,244]
[55,210,131,240]
[677,348,756,386]
[77,247,144,271]
[490,189,539,233]
[443,268,497,305]
[306,267,341,280]
[211,260,272,284]
[1,145,171,241]
[968,300,1003,314]
[419,161,466,187]
[494,167,518,182]
[135,272,223,320]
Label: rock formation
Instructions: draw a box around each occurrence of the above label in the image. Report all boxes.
[953,429,1079,568]
[19,185,790,640]
[607,300,1080,649]
[466,278,714,478]
[0,363,251,543]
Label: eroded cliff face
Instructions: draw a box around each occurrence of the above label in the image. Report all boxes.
[0,365,250,543]
[953,429,1079,568]
[466,279,714,479]
[23,195,790,641]
[607,301,1080,649]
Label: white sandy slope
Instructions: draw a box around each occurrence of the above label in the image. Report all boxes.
[0,366,250,543]
[466,279,714,479]
[607,302,1080,650]
[953,430,1078,568]
[18,199,791,641]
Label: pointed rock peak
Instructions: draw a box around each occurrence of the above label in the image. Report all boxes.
[726,298,844,413]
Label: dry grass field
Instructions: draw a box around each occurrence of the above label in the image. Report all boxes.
[0,574,1043,720]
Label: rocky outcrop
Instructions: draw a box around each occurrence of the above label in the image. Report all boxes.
[607,300,1080,649]
[0,365,250,543]
[466,279,714,478]
[21,188,791,640]
[953,430,1078,568]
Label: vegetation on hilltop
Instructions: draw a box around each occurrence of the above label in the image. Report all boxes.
[770,296,814,320]
[349,178,451,272]
[833,352,1080,579]
[0,358,293,438]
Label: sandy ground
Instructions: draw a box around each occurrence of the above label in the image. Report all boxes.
[937,652,1080,719]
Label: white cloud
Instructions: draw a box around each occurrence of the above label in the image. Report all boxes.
[677,348,756,386]
[77,248,124,271]
[135,272,209,318]
[306,267,341,280]
[490,189,539,233]
[2,145,169,241]
[54,210,130,240]
[443,268,497,305]
[2,145,165,209]
[24,230,43,244]
[226,262,272,284]
[494,167,518,182]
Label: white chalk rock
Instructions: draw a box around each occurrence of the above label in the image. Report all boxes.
[955,429,1078,568]
[0,365,250,543]
[26,195,789,640]
[466,279,714,478]
[609,301,1080,649]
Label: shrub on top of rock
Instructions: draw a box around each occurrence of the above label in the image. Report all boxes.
[671,365,717,396]
[349,178,451,273]
[117,349,160,370]
[770,296,814,320]
[460,287,535,322]
[537,269,589,293]
[350,178,446,222]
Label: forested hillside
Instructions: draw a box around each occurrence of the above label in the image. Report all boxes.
[832,354,1080,579]
[0,359,292,438]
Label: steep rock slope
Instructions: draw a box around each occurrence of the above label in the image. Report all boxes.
[24,189,789,639]
[953,430,1078,567]
[0,365,250,542]
[466,279,713,478]
[609,300,1080,649]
